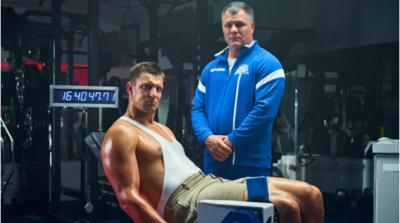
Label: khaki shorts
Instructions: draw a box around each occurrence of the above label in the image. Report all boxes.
[164,171,248,223]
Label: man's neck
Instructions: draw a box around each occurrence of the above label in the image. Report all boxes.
[125,109,155,126]
[227,40,253,59]
[227,49,240,59]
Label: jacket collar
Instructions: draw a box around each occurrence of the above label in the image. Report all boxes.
[214,40,258,61]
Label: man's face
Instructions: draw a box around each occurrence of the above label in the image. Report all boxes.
[222,9,254,51]
[128,72,164,114]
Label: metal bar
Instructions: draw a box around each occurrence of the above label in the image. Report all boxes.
[80,108,86,221]
[1,118,14,193]
[87,0,100,221]
[190,0,208,165]
[87,137,99,222]
[51,0,63,215]
[197,0,208,71]
[66,30,75,164]
[1,137,4,176]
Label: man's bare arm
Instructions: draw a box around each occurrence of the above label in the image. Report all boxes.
[101,124,166,223]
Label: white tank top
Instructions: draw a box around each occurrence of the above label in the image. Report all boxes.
[119,116,201,217]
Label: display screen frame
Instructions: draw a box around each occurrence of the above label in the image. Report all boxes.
[50,85,119,108]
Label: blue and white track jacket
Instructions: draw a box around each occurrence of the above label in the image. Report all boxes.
[191,40,285,168]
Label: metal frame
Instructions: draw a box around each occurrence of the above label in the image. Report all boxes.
[87,1,100,222]
[49,85,119,108]
[51,0,63,216]
[1,118,15,193]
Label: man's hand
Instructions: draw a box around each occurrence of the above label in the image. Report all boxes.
[222,136,234,148]
[204,135,232,162]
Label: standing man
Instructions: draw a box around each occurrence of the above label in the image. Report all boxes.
[191,2,285,180]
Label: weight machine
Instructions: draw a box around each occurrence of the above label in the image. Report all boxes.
[49,85,119,223]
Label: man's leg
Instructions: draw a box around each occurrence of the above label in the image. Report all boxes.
[267,177,324,223]
[243,177,324,223]
[243,188,301,223]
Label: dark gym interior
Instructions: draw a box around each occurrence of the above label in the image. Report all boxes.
[1,0,399,223]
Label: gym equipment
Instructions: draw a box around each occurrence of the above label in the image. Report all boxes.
[298,144,315,166]
[247,177,269,200]
[85,132,105,167]
[198,200,275,223]
[198,177,276,223]
[84,131,134,223]
[1,117,15,194]
[335,188,350,209]
[365,138,399,223]
[49,85,119,222]
[361,188,373,212]
[349,189,363,211]
[1,106,14,163]
[199,200,274,223]
[85,132,130,210]
[19,106,49,210]
[15,64,44,106]
[22,107,47,147]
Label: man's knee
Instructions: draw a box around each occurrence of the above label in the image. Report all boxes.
[298,182,323,202]
[276,198,300,217]
[301,183,324,214]
[309,185,323,202]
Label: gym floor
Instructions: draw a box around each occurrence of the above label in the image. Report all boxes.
[2,210,373,223]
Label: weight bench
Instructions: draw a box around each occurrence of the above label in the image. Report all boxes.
[85,132,106,164]
[85,132,121,208]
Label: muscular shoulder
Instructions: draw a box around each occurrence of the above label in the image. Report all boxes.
[156,123,176,139]
[102,120,139,154]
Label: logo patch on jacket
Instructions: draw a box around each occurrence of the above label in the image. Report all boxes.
[210,68,226,72]
[234,64,249,75]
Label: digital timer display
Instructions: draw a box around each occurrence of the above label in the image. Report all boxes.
[50,85,119,108]
[54,89,115,104]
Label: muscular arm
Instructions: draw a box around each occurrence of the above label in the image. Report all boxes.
[101,124,166,223]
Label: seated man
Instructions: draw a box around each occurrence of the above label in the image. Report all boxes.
[101,62,324,223]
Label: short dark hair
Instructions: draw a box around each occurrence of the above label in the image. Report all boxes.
[129,62,165,84]
[221,2,254,23]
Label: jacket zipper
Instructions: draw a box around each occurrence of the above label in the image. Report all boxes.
[232,73,243,165]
